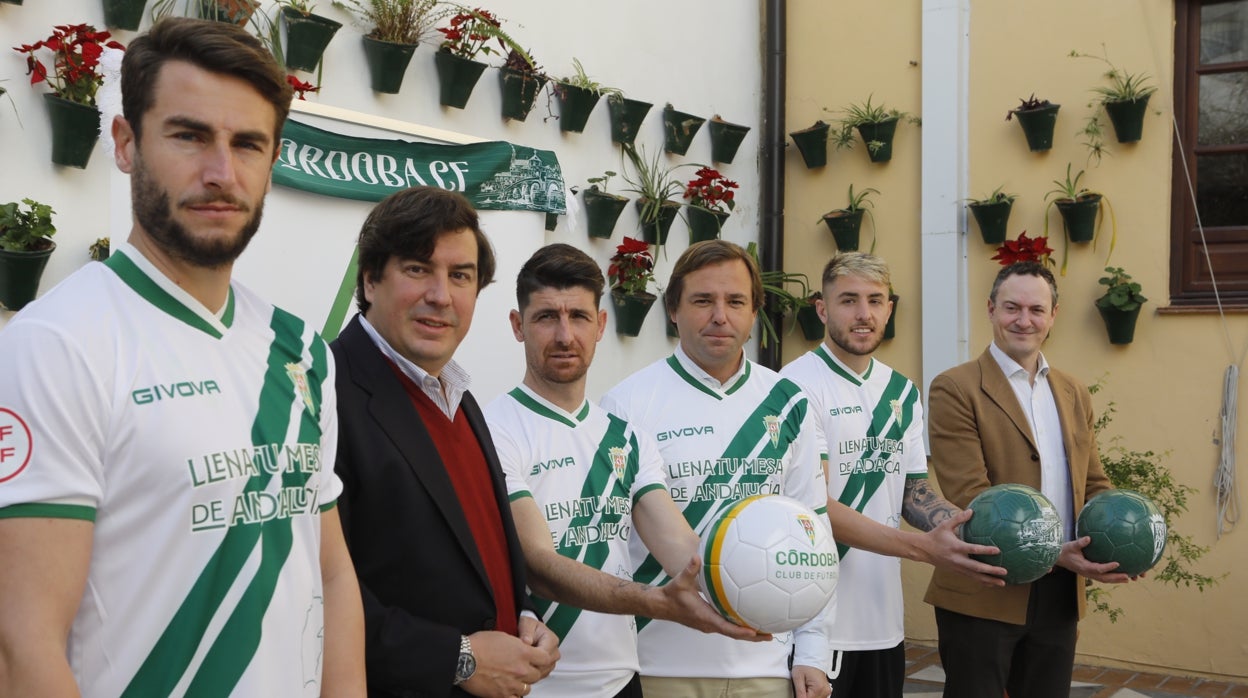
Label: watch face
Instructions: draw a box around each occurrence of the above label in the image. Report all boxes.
[456,652,477,681]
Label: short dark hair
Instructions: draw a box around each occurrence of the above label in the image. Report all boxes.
[664,240,763,313]
[516,244,605,312]
[355,186,496,313]
[990,261,1059,308]
[122,17,292,145]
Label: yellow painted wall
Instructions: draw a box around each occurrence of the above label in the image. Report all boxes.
[788,0,1248,681]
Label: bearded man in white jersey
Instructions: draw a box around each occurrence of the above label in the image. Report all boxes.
[601,240,832,698]
[0,18,365,697]
[484,243,761,698]
[780,252,1006,698]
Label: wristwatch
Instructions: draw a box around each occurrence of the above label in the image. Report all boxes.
[453,635,476,686]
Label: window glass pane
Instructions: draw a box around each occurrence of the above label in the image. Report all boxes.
[1201,1,1248,64]
[1196,153,1248,227]
[1198,72,1248,145]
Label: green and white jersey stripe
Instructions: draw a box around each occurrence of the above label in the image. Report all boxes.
[0,243,340,696]
[485,385,665,698]
[600,349,830,680]
[781,344,926,651]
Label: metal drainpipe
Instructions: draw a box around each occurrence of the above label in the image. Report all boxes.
[758,0,786,370]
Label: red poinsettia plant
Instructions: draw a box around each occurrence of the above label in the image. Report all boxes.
[286,75,320,101]
[13,24,124,107]
[437,7,506,61]
[683,167,738,214]
[608,237,656,297]
[992,231,1055,267]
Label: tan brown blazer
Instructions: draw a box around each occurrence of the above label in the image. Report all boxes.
[923,348,1112,625]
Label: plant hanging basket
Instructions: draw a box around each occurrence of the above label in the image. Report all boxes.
[582,187,629,239]
[797,304,824,341]
[822,209,865,251]
[555,83,600,133]
[686,206,729,244]
[790,121,830,168]
[1103,95,1151,143]
[44,94,99,169]
[968,200,1013,244]
[611,288,656,337]
[282,8,342,72]
[1097,304,1141,345]
[883,293,899,340]
[636,198,681,246]
[361,36,417,94]
[662,106,705,156]
[434,51,487,109]
[498,67,547,122]
[1055,194,1101,243]
[1012,103,1060,152]
[708,117,751,164]
[607,97,652,145]
[0,243,55,311]
[102,0,147,30]
[855,116,899,163]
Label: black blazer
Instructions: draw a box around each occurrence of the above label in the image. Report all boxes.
[331,316,532,698]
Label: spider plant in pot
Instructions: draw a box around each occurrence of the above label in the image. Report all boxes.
[622,144,684,247]
[1007,93,1061,152]
[579,170,629,240]
[682,167,738,244]
[830,95,917,163]
[334,0,448,93]
[966,186,1018,245]
[1044,164,1117,274]
[554,58,621,134]
[275,0,343,73]
[1095,266,1147,345]
[1072,47,1158,144]
[820,184,879,252]
[0,198,57,311]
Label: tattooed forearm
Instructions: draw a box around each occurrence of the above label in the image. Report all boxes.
[902,478,961,532]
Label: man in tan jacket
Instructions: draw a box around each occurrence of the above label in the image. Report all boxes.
[924,261,1135,698]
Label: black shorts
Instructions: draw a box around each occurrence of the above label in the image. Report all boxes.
[829,642,905,698]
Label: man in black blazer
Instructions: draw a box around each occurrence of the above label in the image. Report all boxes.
[332,186,559,698]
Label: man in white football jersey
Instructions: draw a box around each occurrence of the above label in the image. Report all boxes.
[601,240,833,698]
[0,18,365,697]
[780,252,1006,698]
[484,243,761,698]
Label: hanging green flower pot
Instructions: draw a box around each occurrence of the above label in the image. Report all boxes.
[663,293,678,338]
[607,96,652,145]
[102,0,147,30]
[822,209,865,251]
[0,0,24,5]
[790,121,830,169]
[662,105,705,156]
[637,198,681,246]
[1103,95,1151,143]
[282,7,342,73]
[686,206,729,244]
[0,243,55,311]
[44,94,99,169]
[555,83,600,133]
[582,187,629,239]
[968,199,1013,244]
[708,116,751,164]
[797,304,824,341]
[1097,304,1141,345]
[611,289,656,337]
[361,36,417,94]
[498,67,547,122]
[883,293,899,340]
[1012,103,1061,152]
[1055,194,1101,243]
[855,116,899,163]
[434,51,488,109]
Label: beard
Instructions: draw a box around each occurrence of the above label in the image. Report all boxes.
[828,323,883,358]
[130,154,264,269]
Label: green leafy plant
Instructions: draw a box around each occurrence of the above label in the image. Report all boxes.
[334,0,449,44]
[586,169,617,193]
[745,242,813,349]
[1077,113,1112,166]
[1071,47,1159,103]
[276,0,318,13]
[0,199,57,252]
[1005,93,1056,121]
[1086,380,1221,622]
[1043,164,1117,274]
[435,6,529,65]
[622,144,685,222]
[1045,163,1092,201]
[89,236,111,261]
[559,57,621,98]
[1095,266,1147,312]
[827,95,919,155]
[0,81,21,126]
[968,185,1018,206]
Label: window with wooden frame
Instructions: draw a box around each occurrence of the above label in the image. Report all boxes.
[1171,0,1248,307]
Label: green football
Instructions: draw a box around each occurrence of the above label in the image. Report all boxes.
[1076,489,1167,577]
[960,483,1063,585]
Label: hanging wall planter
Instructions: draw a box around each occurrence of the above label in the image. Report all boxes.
[662,104,705,156]
[607,96,652,145]
[44,94,100,169]
[102,0,147,30]
[434,50,488,109]
[1097,305,1140,344]
[797,303,824,341]
[583,186,629,239]
[1054,194,1101,243]
[361,36,417,94]
[1103,95,1151,143]
[883,293,899,340]
[822,210,865,251]
[1009,97,1061,152]
[555,83,600,133]
[686,206,729,244]
[967,196,1015,245]
[637,198,681,246]
[0,0,24,5]
[498,67,547,121]
[282,7,342,72]
[198,0,259,25]
[611,289,656,337]
[708,116,750,164]
[790,121,830,169]
[0,243,55,311]
[663,293,678,338]
[855,116,899,163]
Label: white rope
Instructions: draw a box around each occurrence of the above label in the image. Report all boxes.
[1217,366,1240,537]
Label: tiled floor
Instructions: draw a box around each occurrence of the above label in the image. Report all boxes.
[902,643,1248,697]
